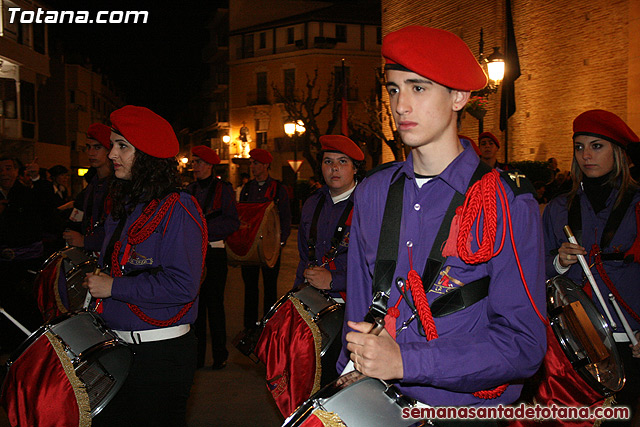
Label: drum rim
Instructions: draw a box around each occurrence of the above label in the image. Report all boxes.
[547,276,625,395]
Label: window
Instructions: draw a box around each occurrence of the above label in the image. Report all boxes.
[33,24,45,54]
[376,27,382,44]
[259,32,266,49]
[284,69,295,98]
[20,81,35,138]
[287,27,294,45]
[256,72,268,104]
[243,34,254,58]
[0,78,18,119]
[256,132,268,148]
[335,25,347,43]
[334,66,351,99]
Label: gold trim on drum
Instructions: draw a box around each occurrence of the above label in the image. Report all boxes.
[46,331,92,427]
[290,295,323,396]
[311,409,347,427]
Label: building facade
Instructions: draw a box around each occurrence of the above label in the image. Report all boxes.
[382,0,640,170]
[227,0,381,187]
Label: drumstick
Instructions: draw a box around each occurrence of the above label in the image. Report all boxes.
[341,317,386,375]
[82,267,100,309]
[0,307,32,336]
[609,294,638,346]
[563,225,617,329]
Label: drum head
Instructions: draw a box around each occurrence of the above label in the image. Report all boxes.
[547,275,625,395]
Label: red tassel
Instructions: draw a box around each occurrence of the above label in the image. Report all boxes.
[441,207,462,258]
[384,306,400,339]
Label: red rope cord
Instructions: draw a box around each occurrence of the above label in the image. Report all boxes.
[103,194,208,327]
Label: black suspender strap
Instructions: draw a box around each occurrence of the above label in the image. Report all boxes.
[308,193,326,265]
[422,162,492,293]
[366,171,405,322]
[568,188,635,251]
[102,215,127,272]
[308,194,354,266]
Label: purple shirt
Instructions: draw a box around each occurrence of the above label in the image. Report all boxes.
[295,185,354,295]
[186,176,240,242]
[240,176,292,245]
[338,142,547,406]
[543,185,640,330]
[97,192,205,331]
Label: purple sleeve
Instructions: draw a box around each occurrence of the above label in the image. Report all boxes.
[208,182,240,242]
[542,196,567,279]
[83,227,105,252]
[295,196,314,288]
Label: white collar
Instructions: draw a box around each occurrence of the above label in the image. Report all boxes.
[330,182,357,204]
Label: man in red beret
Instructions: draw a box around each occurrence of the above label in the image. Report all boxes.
[238,148,291,329]
[186,145,239,370]
[63,123,114,250]
[478,131,510,170]
[338,25,546,412]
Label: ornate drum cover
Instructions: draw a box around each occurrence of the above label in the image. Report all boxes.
[226,201,281,268]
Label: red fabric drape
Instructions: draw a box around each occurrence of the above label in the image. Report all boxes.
[226,202,271,257]
[510,325,606,427]
[34,257,65,322]
[254,298,319,418]
[1,333,90,427]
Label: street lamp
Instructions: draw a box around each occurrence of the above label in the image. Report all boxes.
[486,47,505,85]
[222,135,231,144]
[284,120,306,180]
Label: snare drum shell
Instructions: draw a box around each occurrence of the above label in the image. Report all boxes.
[227,202,281,268]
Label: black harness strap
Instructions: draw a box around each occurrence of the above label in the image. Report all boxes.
[102,215,127,272]
[308,193,355,266]
[568,188,635,252]
[366,161,492,323]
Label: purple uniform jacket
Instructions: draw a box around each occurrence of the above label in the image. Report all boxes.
[543,186,640,330]
[337,141,547,406]
[83,175,111,252]
[240,176,292,245]
[295,185,354,296]
[186,176,240,242]
[97,192,204,331]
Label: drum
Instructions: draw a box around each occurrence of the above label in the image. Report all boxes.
[547,275,624,395]
[226,201,281,267]
[2,311,133,418]
[235,284,344,359]
[282,371,423,427]
[35,247,97,317]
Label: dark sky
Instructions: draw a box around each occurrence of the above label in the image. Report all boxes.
[44,0,217,122]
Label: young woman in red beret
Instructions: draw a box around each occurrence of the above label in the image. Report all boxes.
[543,109,640,423]
[85,106,207,427]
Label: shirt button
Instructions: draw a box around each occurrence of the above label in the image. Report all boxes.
[414,203,421,211]
[406,241,413,248]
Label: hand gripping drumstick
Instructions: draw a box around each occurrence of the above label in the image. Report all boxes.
[341,317,386,375]
[0,307,32,337]
[609,294,638,346]
[83,267,101,309]
[563,225,617,329]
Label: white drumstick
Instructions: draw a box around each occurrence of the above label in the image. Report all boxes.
[563,226,617,329]
[0,307,32,336]
[83,267,100,309]
[609,294,638,346]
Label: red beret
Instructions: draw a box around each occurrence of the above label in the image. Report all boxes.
[319,135,364,161]
[249,148,273,164]
[192,145,220,165]
[573,109,639,149]
[87,123,112,149]
[458,135,481,156]
[479,132,500,149]
[382,26,488,91]
[110,105,179,158]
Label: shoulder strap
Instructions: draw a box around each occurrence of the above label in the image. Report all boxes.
[568,195,583,245]
[601,189,635,250]
[308,192,326,265]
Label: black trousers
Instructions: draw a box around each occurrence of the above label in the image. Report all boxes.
[602,341,640,425]
[241,257,280,329]
[92,329,197,427]
[194,247,229,367]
